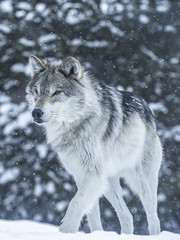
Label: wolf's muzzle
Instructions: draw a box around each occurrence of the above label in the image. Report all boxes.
[32,108,44,124]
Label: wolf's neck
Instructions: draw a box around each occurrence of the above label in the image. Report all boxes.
[44,114,95,149]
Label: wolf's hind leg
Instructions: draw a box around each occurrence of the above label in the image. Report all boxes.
[139,178,160,235]
[125,168,160,235]
[87,200,103,232]
[104,177,133,234]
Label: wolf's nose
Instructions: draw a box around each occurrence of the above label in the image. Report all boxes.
[32,108,43,119]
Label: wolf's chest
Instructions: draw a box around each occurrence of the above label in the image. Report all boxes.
[56,136,98,180]
[45,121,98,176]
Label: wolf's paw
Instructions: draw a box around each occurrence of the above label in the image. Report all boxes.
[59,221,77,233]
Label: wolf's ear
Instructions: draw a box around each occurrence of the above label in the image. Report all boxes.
[29,55,46,77]
[60,56,83,81]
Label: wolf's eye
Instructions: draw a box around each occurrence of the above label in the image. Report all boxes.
[52,90,62,97]
[34,89,38,95]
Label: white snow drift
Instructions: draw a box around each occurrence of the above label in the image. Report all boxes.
[0,220,180,240]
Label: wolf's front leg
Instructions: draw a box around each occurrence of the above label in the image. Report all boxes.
[59,173,105,233]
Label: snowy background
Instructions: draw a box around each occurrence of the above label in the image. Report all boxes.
[0,0,180,236]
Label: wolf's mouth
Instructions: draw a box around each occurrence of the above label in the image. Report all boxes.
[33,118,46,125]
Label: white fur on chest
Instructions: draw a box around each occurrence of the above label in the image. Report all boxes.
[45,120,61,145]
[45,120,103,181]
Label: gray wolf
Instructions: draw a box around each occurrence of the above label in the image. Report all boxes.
[26,55,162,234]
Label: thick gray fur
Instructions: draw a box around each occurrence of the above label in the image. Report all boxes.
[26,55,162,234]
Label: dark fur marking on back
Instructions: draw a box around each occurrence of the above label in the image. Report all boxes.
[99,84,118,140]
[120,91,154,125]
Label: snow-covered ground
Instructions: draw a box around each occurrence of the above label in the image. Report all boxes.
[0,220,180,240]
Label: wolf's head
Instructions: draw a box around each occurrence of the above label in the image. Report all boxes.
[26,55,87,125]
